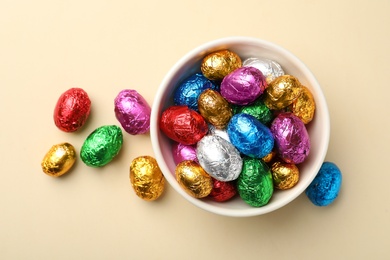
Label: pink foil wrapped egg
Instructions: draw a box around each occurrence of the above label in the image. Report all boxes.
[220,66,267,105]
[270,112,310,164]
[114,89,151,135]
[172,142,198,165]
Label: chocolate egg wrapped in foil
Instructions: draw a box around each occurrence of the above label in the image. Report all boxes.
[237,157,274,207]
[242,57,284,84]
[197,135,242,182]
[209,178,237,202]
[289,85,316,124]
[270,112,310,164]
[172,142,198,165]
[306,162,342,206]
[175,160,213,198]
[53,88,91,132]
[221,67,267,105]
[159,105,208,145]
[198,89,232,129]
[41,142,76,177]
[130,156,165,201]
[174,73,219,111]
[271,161,299,190]
[262,150,276,164]
[264,75,303,110]
[201,49,242,81]
[80,125,123,167]
[227,113,274,158]
[114,89,151,135]
[236,98,273,126]
[208,124,230,142]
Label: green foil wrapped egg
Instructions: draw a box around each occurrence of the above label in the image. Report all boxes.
[236,98,273,125]
[80,125,123,167]
[237,157,274,207]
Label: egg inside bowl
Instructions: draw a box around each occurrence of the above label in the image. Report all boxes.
[150,36,330,217]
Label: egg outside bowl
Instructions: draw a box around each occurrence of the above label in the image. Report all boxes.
[150,37,330,217]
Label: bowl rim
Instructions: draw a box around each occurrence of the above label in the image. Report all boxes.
[150,36,330,217]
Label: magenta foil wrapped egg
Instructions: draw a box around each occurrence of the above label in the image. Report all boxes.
[114,89,151,135]
[220,66,267,105]
[270,112,310,164]
[172,142,198,165]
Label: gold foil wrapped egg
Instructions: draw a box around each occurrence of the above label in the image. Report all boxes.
[130,156,165,201]
[264,75,303,110]
[175,160,213,198]
[262,150,276,163]
[201,50,242,81]
[41,142,76,177]
[271,161,299,190]
[198,89,232,129]
[290,85,316,124]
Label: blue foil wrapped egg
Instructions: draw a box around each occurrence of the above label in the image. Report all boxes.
[173,73,219,111]
[306,162,342,206]
[196,135,242,182]
[227,113,274,158]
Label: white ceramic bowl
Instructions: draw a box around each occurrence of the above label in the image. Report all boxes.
[151,37,330,217]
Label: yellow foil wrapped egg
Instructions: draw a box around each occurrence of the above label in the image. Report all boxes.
[175,160,213,198]
[290,85,316,124]
[264,75,303,110]
[271,161,299,190]
[41,142,76,177]
[201,50,242,81]
[130,156,165,201]
[198,89,232,129]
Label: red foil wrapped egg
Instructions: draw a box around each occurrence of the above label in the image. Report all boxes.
[159,105,208,145]
[209,178,237,202]
[54,88,91,132]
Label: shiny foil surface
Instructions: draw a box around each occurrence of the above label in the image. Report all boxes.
[53,88,91,132]
[264,75,302,110]
[271,161,299,190]
[262,150,276,164]
[159,105,208,145]
[242,57,285,84]
[198,89,232,129]
[80,125,123,167]
[306,162,342,206]
[208,124,230,142]
[227,113,274,158]
[290,85,316,124]
[209,178,237,202]
[270,112,310,164]
[197,135,242,182]
[220,66,267,105]
[174,73,219,111]
[236,98,273,125]
[41,142,76,177]
[172,142,198,165]
[114,89,151,135]
[201,49,242,81]
[175,160,213,198]
[130,156,165,201]
[237,157,274,207]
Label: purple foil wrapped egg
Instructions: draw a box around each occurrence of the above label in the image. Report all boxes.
[172,142,198,165]
[270,112,310,164]
[220,66,267,105]
[114,89,151,135]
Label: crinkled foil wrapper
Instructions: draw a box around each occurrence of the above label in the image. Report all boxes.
[290,85,316,124]
[172,142,198,165]
[201,49,242,81]
[114,89,151,135]
[237,157,274,207]
[197,135,242,182]
[130,156,165,201]
[243,57,285,84]
[80,125,123,167]
[41,142,76,177]
[209,178,237,202]
[175,160,212,198]
[198,89,232,129]
[264,75,302,110]
[271,161,299,190]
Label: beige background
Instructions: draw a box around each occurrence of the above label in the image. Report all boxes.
[1,0,389,259]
